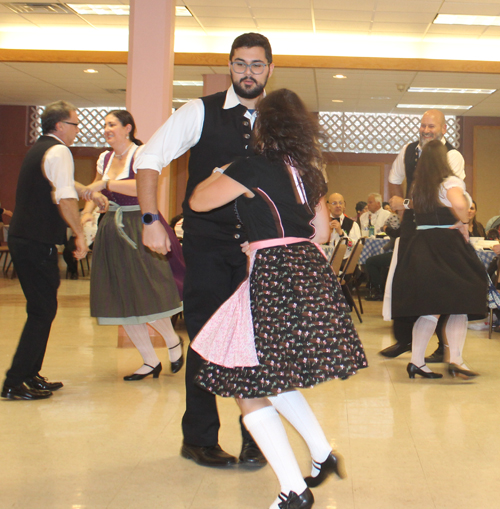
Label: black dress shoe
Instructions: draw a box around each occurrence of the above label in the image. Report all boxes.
[277,488,314,509]
[425,347,444,363]
[1,381,52,400]
[26,375,63,391]
[239,438,267,466]
[181,443,237,467]
[379,342,411,358]
[123,362,162,381]
[407,363,443,379]
[305,451,347,487]
[169,337,184,374]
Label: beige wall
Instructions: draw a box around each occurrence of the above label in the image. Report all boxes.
[325,162,385,218]
[473,126,500,228]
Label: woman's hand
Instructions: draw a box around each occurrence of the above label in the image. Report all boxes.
[240,241,250,257]
[91,192,108,213]
[86,180,106,194]
[451,221,470,242]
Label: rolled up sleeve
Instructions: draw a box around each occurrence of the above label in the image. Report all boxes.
[43,144,78,203]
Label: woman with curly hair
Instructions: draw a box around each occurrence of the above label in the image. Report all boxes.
[190,89,367,509]
[392,140,486,379]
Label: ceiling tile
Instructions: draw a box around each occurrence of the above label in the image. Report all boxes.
[376,0,442,12]
[315,20,372,30]
[251,8,311,19]
[188,6,251,17]
[314,9,373,21]
[373,11,435,23]
[439,2,500,15]
[313,0,376,10]
[371,22,429,33]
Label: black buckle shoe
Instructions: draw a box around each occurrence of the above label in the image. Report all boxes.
[278,488,314,509]
[1,381,52,400]
[305,451,347,487]
[181,443,237,467]
[169,337,184,374]
[26,375,63,391]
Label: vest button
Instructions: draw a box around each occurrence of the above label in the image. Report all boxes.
[234,233,241,239]
[236,224,242,229]
[244,133,250,139]
[243,120,249,126]
[245,145,248,149]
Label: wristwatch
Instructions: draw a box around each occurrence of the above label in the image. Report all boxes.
[141,212,160,225]
[403,199,411,210]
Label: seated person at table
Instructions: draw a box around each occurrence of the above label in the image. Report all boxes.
[469,200,485,238]
[355,201,367,226]
[365,214,401,301]
[382,201,393,213]
[327,192,360,259]
[359,193,391,236]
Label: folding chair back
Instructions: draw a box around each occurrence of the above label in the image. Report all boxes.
[330,238,348,275]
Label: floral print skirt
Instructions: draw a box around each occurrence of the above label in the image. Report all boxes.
[195,243,367,399]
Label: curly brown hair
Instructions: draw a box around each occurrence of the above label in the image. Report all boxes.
[253,89,327,208]
[411,140,453,213]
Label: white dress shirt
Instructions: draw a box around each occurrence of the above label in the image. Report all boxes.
[388,137,465,185]
[359,207,391,235]
[42,134,78,204]
[329,213,361,258]
[134,85,257,173]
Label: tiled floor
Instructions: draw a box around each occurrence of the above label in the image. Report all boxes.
[1,276,500,509]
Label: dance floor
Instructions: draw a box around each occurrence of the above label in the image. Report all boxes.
[1,276,499,509]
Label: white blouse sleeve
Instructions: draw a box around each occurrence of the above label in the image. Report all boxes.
[438,176,466,207]
[96,151,109,176]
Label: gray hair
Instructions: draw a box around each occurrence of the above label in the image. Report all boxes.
[41,100,76,134]
[369,193,383,205]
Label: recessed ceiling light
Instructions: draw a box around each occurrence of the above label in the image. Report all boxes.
[176,6,193,17]
[397,104,472,110]
[84,69,98,74]
[370,96,391,100]
[173,81,203,87]
[434,14,500,26]
[333,74,347,79]
[331,99,344,103]
[173,98,190,103]
[68,4,129,15]
[408,87,496,94]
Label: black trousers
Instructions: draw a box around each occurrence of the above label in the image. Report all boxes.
[5,236,60,386]
[366,251,392,288]
[181,233,249,447]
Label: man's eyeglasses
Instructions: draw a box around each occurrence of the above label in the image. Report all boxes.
[230,61,268,75]
[62,121,79,127]
[327,201,344,206]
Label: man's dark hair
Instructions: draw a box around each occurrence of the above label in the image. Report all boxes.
[41,100,76,134]
[230,33,273,63]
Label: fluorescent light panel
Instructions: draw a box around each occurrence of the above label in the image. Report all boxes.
[408,87,496,94]
[68,4,129,15]
[434,14,500,26]
[397,104,472,110]
[173,81,203,86]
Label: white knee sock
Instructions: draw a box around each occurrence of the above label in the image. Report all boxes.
[269,390,332,478]
[149,318,182,362]
[243,406,307,505]
[123,324,160,374]
[445,314,468,367]
[411,315,438,372]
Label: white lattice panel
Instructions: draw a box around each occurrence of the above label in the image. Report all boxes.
[319,112,460,154]
[29,106,124,147]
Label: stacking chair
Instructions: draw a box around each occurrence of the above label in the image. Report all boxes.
[338,238,365,322]
[488,255,500,339]
[329,237,348,276]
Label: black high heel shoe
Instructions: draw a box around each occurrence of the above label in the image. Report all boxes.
[277,488,314,509]
[169,336,184,374]
[448,363,480,379]
[123,362,162,381]
[407,363,443,379]
[304,451,347,487]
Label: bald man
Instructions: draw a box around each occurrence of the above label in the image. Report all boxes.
[381,109,465,360]
[327,192,360,257]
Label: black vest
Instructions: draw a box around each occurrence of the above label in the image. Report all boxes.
[9,136,68,245]
[182,91,254,241]
[403,140,455,198]
[341,216,355,235]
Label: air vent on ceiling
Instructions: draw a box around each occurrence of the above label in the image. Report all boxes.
[4,3,74,14]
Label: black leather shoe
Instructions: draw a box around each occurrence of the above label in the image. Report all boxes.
[26,375,63,391]
[239,438,267,466]
[169,337,184,374]
[277,488,314,509]
[181,443,237,467]
[379,342,411,358]
[407,363,443,379]
[123,363,162,381]
[1,381,52,400]
[425,347,444,363]
[305,451,347,487]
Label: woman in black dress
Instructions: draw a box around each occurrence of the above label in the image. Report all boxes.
[190,89,367,509]
[392,140,486,379]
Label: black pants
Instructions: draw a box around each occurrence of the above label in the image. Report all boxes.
[393,315,447,348]
[366,251,392,288]
[5,236,60,386]
[181,233,249,447]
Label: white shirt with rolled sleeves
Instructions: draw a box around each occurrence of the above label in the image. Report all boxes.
[43,134,79,203]
[388,137,465,187]
[134,85,258,173]
[359,208,391,236]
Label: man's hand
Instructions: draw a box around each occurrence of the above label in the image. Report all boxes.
[91,192,108,213]
[389,196,405,211]
[142,221,171,255]
[329,219,342,235]
[74,234,88,260]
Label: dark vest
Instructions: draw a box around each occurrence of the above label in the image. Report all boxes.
[182,91,254,241]
[9,135,68,245]
[341,216,355,235]
[403,140,455,198]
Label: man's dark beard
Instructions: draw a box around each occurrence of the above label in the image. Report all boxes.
[232,76,267,100]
